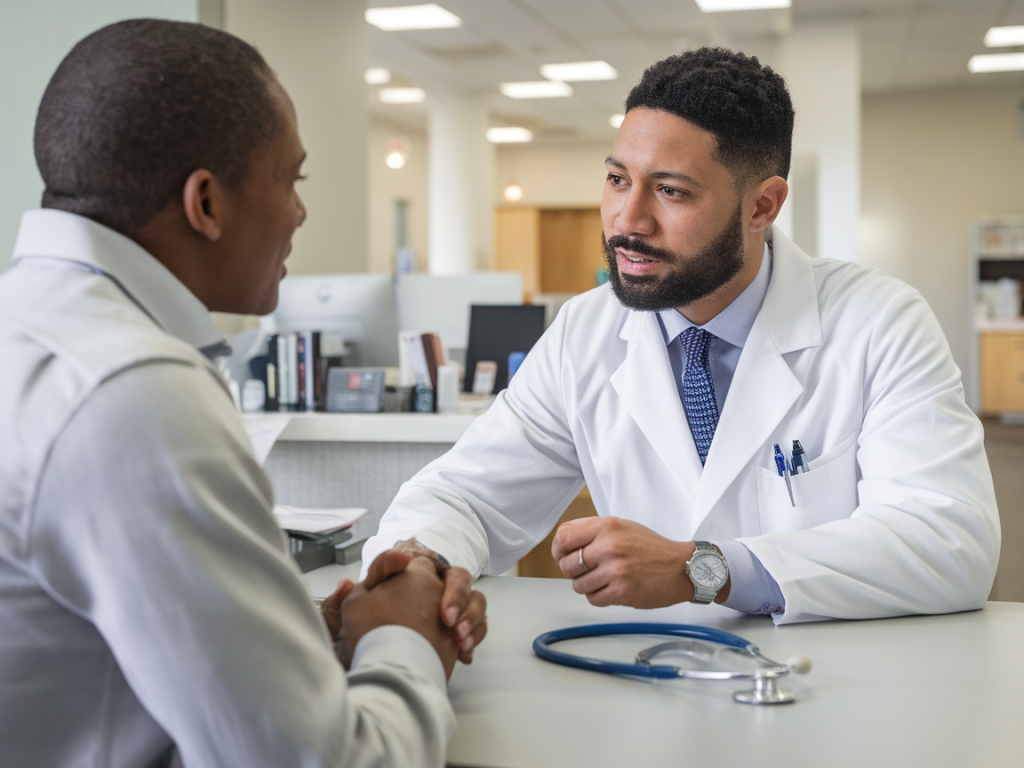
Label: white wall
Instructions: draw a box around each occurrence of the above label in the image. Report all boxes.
[861,83,1024,400]
[226,0,369,274]
[0,0,198,273]
[368,119,429,273]
[494,142,610,208]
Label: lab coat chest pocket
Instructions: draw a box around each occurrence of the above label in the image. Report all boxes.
[755,430,859,535]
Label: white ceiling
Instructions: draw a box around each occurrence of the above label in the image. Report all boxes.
[367,0,1024,142]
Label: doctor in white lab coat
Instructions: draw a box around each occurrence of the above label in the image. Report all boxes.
[363,49,999,628]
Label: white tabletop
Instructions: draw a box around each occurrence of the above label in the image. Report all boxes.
[302,568,1024,768]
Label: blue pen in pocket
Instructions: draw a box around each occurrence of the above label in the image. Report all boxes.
[773,443,796,506]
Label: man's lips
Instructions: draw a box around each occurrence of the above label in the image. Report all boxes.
[616,249,666,276]
[618,248,661,264]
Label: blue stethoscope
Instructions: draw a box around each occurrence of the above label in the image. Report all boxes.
[533,622,812,705]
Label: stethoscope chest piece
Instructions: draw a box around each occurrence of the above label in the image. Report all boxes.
[732,673,796,705]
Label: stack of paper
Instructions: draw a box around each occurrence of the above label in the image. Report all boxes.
[272,505,367,535]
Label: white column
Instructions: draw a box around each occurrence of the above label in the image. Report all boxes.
[779,20,860,262]
[428,90,494,274]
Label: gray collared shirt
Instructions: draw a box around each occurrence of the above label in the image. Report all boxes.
[0,209,453,767]
[658,242,785,616]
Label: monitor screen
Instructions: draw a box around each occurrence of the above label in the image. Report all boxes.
[396,272,523,354]
[464,304,546,394]
[268,274,399,366]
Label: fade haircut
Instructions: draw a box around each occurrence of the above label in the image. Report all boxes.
[35,19,281,234]
[625,47,794,186]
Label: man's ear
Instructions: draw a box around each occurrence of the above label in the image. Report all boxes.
[182,169,224,241]
[747,176,789,234]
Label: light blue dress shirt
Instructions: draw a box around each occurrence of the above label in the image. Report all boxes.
[657,243,786,616]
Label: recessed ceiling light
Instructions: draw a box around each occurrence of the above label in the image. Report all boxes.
[365,68,392,84]
[500,81,573,99]
[609,114,625,128]
[365,4,462,31]
[695,0,790,11]
[968,53,1024,73]
[540,61,618,82]
[984,26,1024,48]
[486,127,534,143]
[378,87,427,104]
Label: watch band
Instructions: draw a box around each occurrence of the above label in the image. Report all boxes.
[688,541,726,605]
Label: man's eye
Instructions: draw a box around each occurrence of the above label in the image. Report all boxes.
[607,174,624,185]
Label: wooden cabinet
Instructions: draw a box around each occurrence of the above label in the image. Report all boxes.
[980,332,1024,413]
[517,488,597,579]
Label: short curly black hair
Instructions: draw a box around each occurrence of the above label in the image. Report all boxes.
[35,19,281,235]
[625,47,794,185]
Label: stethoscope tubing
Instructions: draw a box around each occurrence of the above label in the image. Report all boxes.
[532,622,761,680]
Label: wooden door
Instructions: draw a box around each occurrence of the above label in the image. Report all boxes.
[539,208,606,294]
[494,207,541,301]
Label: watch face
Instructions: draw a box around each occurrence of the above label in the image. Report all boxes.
[690,552,729,589]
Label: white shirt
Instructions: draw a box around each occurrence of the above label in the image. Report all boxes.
[658,245,785,614]
[0,209,454,768]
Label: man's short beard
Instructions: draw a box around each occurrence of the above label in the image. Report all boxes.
[603,205,745,313]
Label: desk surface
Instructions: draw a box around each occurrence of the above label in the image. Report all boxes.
[302,567,1024,768]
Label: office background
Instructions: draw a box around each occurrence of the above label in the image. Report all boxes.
[2,0,1022,598]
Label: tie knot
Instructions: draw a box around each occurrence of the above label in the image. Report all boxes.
[680,327,713,359]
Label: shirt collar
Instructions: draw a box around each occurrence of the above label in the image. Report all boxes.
[658,240,772,349]
[11,209,228,356]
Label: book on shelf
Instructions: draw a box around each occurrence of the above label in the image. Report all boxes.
[264,332,333,412]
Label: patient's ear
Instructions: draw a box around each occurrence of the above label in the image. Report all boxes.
[181,169,224,241]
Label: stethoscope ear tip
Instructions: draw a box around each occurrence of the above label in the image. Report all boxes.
[787,655,812,675]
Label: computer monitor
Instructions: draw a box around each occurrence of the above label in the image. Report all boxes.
[266,274,399,366]
[396,272,524,357]
[464,305,546,394]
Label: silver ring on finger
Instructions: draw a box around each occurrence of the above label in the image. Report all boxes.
[578,548,588,571]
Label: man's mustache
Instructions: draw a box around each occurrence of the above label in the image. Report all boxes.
[605,235,675,262]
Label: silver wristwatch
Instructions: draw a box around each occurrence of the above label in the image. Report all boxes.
[686,541,730,604]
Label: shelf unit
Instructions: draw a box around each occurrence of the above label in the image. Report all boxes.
[968,217,1024,415]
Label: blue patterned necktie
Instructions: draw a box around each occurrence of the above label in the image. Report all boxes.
[680,327,719,466]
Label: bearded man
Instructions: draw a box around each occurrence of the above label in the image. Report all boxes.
[362,47,999,627]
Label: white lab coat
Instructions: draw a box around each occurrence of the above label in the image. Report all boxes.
[364,228,1000,624]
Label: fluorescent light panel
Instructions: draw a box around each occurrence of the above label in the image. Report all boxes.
[500,81,573,99]
[968,53,1024,73]
[985,26,1024,47]
[540,61,617,82]
[695,0,790,11]
[378,87,426,103]
[365,4,462,31]
[365,68,392,84]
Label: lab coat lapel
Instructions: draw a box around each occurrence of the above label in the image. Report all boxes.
[693,228,824,528]
[610,312,703,507]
